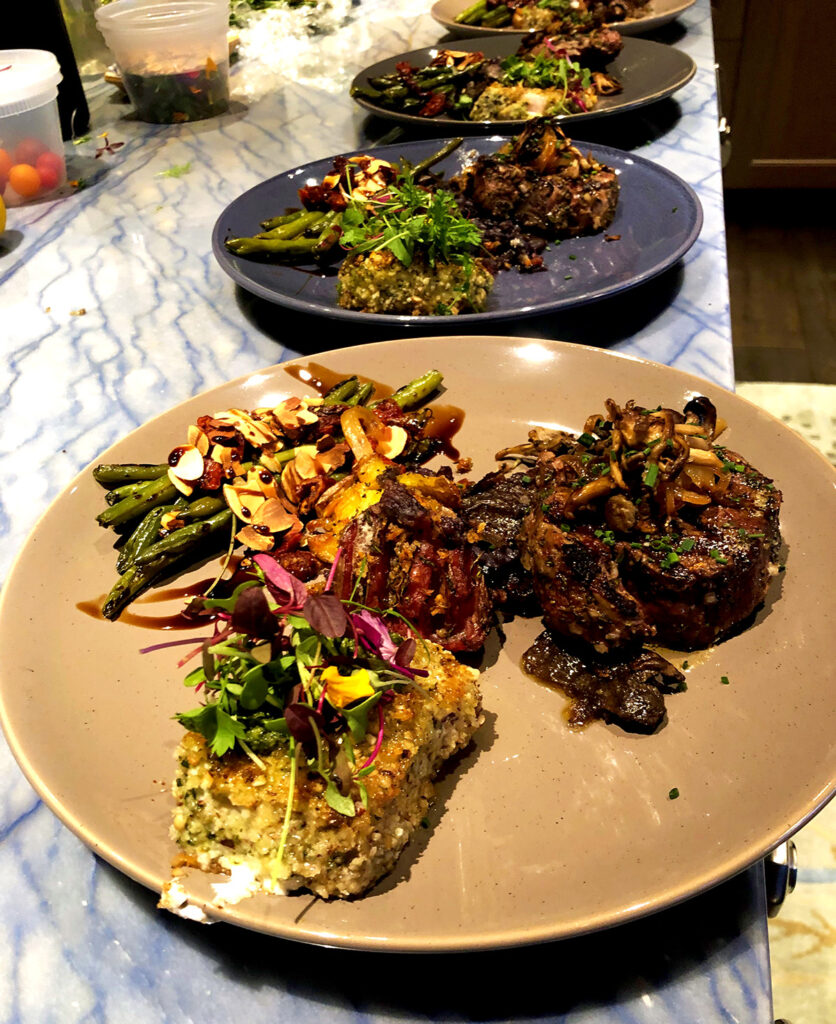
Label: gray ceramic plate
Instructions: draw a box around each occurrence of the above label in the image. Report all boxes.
[1,336,834,952]
[433,0,697,37]
[351,36,696,131]
[211,136,702,324]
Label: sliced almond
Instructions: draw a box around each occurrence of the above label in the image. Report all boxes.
[376,425,408,459]
[235,526,274,552]
[253,499,298,533]
[168,467,194,497]
[187,424,210,456]
[168,445,205,482]
[274,397,320,430]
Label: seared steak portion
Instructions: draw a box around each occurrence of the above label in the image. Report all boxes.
[461,469,538,612]
[452,118,619,240]
[518,27,624,67]
[510,399,782,653]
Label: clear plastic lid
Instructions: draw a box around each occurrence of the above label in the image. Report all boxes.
[0,50,63,118]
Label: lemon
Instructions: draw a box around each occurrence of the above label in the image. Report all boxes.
[0,195,5,234]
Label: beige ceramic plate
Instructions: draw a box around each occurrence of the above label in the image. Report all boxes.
[433,0,697,37]
[1,336,834,952]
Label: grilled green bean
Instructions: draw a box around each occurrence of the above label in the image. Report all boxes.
[96,475,178,529]
[134,510,233,566]
[93,463,170,486]
[255,211,325,240]
[321,377,360,405]
[376,370,444,410]
[260,210,305,231]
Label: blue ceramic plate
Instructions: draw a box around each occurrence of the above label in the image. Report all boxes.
[211,137,702,325]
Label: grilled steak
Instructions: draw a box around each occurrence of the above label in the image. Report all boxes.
[518,27,624,67]
[452,118,619,239]
[510,398,782,652]
[461,468,538,612]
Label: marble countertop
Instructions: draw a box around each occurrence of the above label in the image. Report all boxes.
[0,0,774,1020]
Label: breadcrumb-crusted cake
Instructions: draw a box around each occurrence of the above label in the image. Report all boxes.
[169,641,482,899]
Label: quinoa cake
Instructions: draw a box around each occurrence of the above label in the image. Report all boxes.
[170,640,483,899]
[336,249,493,316]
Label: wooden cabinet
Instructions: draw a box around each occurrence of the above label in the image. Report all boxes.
[712,0,836,188]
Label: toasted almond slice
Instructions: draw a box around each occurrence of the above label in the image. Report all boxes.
[187,425,211,456]
[259,453,280,474]
[223,482,258,522]
[215,409,276,447]
[168,467,194,497]
[169,445,205,482]
[253,498,298,533]
[274,398,320,430]
[294,450,320,481]
[281,461,303,504]
[377,425,408,459]
[210,444,233,468]
[314,444,349,474]
[235,526,274,552]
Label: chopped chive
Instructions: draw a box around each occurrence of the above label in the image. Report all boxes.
[720,675,730,685]
[668,787,680,799]
[643,463,659,487]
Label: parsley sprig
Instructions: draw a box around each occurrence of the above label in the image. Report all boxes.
[500,54,593,110]
[340,172,483,270]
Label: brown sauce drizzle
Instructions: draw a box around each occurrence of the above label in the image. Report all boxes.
[75,598,202,631]
[283,361,394,401]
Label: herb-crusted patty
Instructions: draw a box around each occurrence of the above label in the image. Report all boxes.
[336,249,493,316]
[170,640,483,898]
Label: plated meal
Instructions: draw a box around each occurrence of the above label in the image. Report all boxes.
[433,0,697,36]
[89,353,780,905]
[351,36,695,130]
[454,0,649,33]
[352,39,622,123]
[213,127,701,323]
[4,339,834,951]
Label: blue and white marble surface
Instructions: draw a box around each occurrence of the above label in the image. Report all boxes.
[0,0,773,1020]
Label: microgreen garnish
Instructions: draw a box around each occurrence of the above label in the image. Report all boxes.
[157,161,193,179]
[161,553,426,832]
[340,171,483,272]
[499,54,592,113]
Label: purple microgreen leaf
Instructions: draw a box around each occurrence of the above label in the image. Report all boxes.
[230,585,278,639]
[394,637,416,667]
[252,554,308,610]
[304,592,350,638]
[351,609,399,661]
[284,702,327,744]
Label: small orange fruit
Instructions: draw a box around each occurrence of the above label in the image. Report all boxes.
[9,163,42,199]
[0,149,12,179]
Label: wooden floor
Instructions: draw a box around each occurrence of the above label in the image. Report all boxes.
[725,190,836,384]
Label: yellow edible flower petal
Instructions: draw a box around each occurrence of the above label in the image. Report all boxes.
[321,666,374,709]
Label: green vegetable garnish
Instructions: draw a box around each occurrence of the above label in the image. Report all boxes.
[340,172,483,272]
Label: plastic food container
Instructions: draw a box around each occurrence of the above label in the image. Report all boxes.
[95,0,230,124]
[0,50,66,206]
